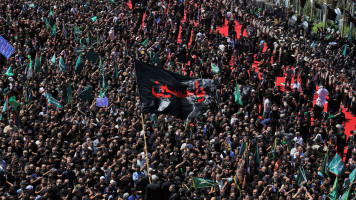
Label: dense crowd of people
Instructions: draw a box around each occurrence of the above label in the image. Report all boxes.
[0,0,356,199]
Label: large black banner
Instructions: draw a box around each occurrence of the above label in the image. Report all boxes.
[135,60,215,120]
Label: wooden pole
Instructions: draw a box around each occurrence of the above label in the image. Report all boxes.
[323,0,327,31]
[310,0,313,22]
[141,113,152,184]
[341,0,346,38]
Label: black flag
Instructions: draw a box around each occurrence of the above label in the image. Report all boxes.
[300,0,306,8]
[135,60,215,120]
[314,0,322,9]
[327,6,337,21]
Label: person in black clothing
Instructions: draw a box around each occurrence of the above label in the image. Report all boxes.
[144,175,162,200]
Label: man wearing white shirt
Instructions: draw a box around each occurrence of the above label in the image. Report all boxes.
[317,85,328,105]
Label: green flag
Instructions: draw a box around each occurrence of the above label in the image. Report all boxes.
[255,145,260,169]
[102,71,108,88]
[91,16,97,22]
[5,66,13,77]
[268,138,278,160]
[27,59,34,79]
[49,10,54,17]
[310,41,315,48]
[328,153,346,176]
[25,82,33,106]
[74,45,86,55]
[211,63,220,73]
[9,96,22,110]
[85,2,89,12]
[141,38,148,47]
[0,97,8,121]
[73,26,81,35]
[238,141,246,156]
[109,0,115,3]
[328,177,339,200]
[235,84,243,106]
[46,93,63,109]
[149,53,161,67]
[98,57,103,73]
[65,83,72,104]
[99,85,109,98]
[340,184,351,200]
[50,54,56,65]
[343,168,356,188]
[319,150,329,177]
[296,167,308,186]
[79,86,92,101]
[86,35,90,45]
[51,24,56,37]
[113,62,118,82]
[34,54,41,72]
[191,177,218,189]
[343,44,347,56]
[59,57,67,72]
[85,49,99,63]
[46,19,51,28]
[75,55,84,74]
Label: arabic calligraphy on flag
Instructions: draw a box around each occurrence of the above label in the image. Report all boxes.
[135,60,215,120]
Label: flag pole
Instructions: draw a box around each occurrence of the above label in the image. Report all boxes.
[310,0,313,22]
[341,0,346,38]
[323,0,327,31]
[141,113,152,184]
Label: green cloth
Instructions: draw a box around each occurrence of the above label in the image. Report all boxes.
[79,86,92,101]
[98,57,103,73]
[63,83,72,104]
[343,167,356,188]
[211,63,220,73]
[328,153,346,176]
[343,44,347,56]
[238,141,246,156]
[99,85,109,98]
[74,45,86,55]
[0,98,8,120]
[339,184,351,200]
[296,167,308,186]
[9,96,22,110]
[46,93,63,109]
[109,0,115,3]
[255,145,260,168]
[310,41,315,48]
[91,16,97,22]
[319,150,329,177]
[85,2,89,12]
[59,57,67,72]
[192,177,218,189]
[5,66,13,77]
[149,53,161,67]
[50,54,56,65]
[75,55,84,74]
[34,55,41,72]
[51,24,56,37]
[73,26,81,35]
[234,84,243,106]
[141,38,148,47]
[86,35,90,45]
[85,49,99,63]
[328,177,339,200]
